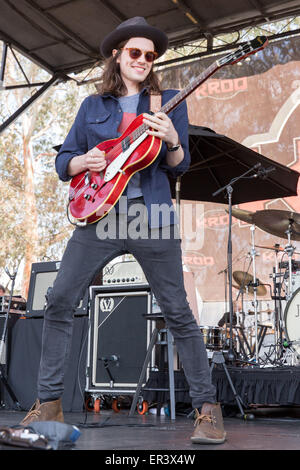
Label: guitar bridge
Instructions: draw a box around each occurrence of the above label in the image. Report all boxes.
[84,171,91,185]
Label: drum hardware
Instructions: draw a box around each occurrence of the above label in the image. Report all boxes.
[247,308,273,315]
[232,323,272,361]
[281,341,299,366]
[280,339,300,366]
[233,326,252,358]
[270,260,286,362]
[258,333,277,364]
[212,163,263,364]
[255,244,300,255]
[210,350,254,420]
[279,260,300,270]
[253,324,272,357]
[220,208,300,366]
[253,210,300,299]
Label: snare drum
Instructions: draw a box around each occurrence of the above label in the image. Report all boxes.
[199,326,210,346]
[199,326,224,350]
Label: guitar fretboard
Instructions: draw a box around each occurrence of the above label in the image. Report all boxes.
[160,62,217,115]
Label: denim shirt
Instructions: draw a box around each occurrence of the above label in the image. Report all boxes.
[55,88,191,227]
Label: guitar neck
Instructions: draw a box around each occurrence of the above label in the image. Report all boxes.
[160,61,220,114]
[131,61,220,142]
[121,36,268,145]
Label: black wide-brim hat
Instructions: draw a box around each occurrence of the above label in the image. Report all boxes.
[100,16,169,59]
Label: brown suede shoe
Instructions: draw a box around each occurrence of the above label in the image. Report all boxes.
[20,399,64,426]
[191,403,226,444]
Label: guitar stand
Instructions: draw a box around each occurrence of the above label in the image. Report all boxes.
[210,351,254,420]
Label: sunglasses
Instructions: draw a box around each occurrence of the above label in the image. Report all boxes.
[120,47,158,63]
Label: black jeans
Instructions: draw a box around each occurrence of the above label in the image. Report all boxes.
[38,199,216,409]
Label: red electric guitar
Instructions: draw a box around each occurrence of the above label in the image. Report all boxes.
[68,36,268,224]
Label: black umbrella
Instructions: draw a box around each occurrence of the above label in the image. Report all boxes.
[169,125,300,204]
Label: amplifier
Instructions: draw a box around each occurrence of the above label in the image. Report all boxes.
[26,261,89,317]
[102,260,147,285]
[86,284,152,393]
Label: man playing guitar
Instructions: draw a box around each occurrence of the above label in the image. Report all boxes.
[20,16,226,445]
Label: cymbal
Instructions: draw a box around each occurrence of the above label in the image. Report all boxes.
[233,270,267,296]
[253,209,300,241]
[233,270,253,286]
[228,208,255,224]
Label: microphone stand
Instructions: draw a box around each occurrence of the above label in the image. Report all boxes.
[0,267,22,410]
[213,163,261,363]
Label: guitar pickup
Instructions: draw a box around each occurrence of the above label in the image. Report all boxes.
[104,131,148,182]
[121,136,131,152]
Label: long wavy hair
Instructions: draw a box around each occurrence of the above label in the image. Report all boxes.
[97,40,162,97]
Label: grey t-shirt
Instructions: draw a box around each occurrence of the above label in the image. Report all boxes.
[118,93,143,199]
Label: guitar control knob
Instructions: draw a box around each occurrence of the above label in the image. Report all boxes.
[91,183,98,189]
[84,194,91,200]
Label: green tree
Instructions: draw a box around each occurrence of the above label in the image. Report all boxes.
[0,48,91,295]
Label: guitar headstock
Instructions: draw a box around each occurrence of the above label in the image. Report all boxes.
[217,36,268,67]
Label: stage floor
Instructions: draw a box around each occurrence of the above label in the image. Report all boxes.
[0,407,300,452]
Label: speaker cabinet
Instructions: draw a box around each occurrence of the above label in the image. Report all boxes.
[86,284,152,393]
[26,261,89,317]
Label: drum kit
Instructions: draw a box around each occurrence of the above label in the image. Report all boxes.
[201,208,300,367]
[0,296,26,315]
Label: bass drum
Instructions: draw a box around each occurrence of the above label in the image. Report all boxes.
[284,287,300,356]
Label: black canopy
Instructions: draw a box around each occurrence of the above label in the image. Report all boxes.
[1,0,300,75]
[169,125,300,205]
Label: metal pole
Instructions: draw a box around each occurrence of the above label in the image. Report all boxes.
[0,73,61,134]
[250,225,259,362]
[0,42,8,85]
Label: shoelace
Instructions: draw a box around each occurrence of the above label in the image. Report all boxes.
[194,410,217,427]
[23,409,41,422]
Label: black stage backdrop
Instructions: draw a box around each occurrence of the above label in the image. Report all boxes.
[2,317,88,412]
[2,317,300,412]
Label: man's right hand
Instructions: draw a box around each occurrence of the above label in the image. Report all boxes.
[68,146,106,177]
[84,146,107,172]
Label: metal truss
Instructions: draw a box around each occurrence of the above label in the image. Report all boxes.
[1,15,300,134]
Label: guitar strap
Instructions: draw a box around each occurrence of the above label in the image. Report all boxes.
[149,92,162,114]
